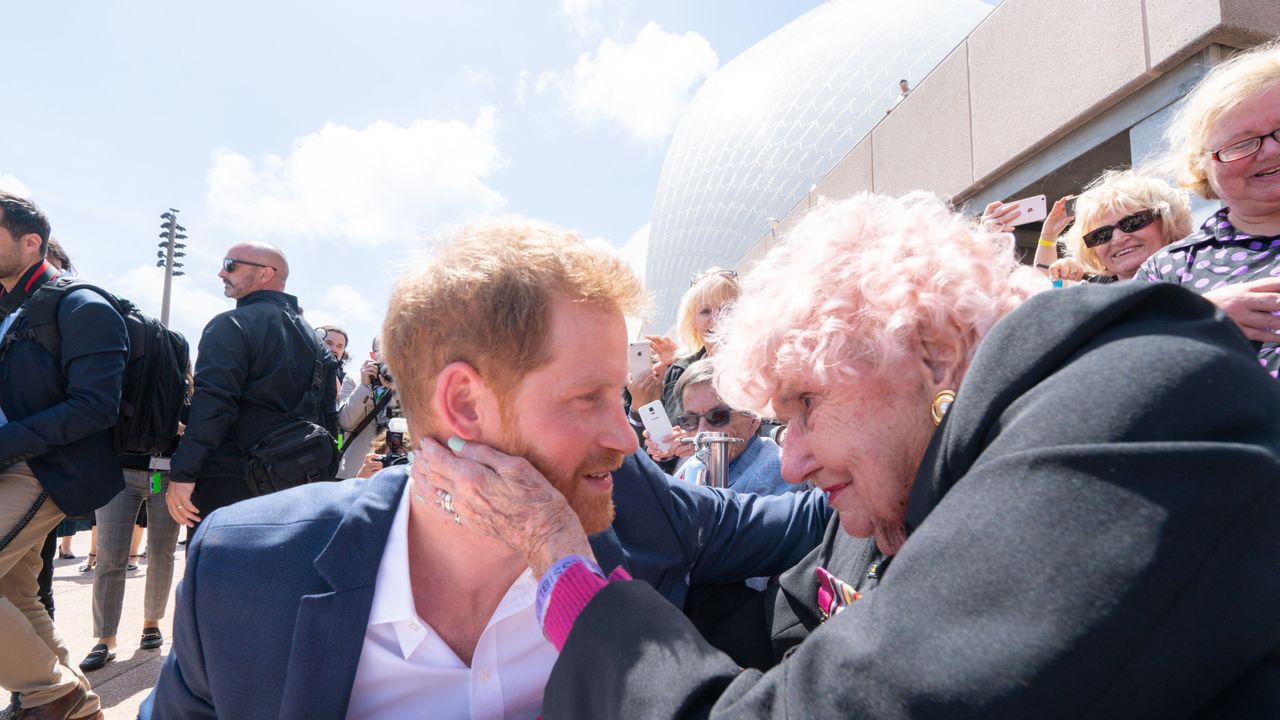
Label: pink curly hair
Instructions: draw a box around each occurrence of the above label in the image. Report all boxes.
[713,192,1043,414]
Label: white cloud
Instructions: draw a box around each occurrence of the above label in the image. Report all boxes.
[561,0,601,35]
[540,23,718,144]
[206,109,507,246]
[309,283,376,328]
[0,175,31,197]
[514,70,530,104]
[463,66,494,87]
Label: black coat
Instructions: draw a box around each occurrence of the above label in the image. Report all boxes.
[170,290,334,515]
[544,281,1280,719]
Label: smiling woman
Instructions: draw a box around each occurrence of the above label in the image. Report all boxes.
[1139,39,1280,374]
[1058,169,1192,281]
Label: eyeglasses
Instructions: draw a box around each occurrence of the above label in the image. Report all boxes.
[222,257,278,273]
[1081,210,1158,248]
[690,269,737,286]
[675,406,747,431]
[1210,127,1280,163]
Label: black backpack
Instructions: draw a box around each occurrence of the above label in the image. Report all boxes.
[8,277,190,455]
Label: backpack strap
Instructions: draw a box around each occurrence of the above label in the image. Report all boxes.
[0,277,121,364]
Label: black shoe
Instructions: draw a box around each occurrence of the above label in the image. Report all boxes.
[78,644,115,672]
[140,627,163,650]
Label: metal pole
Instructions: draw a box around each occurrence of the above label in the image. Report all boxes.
[159,209,177,328]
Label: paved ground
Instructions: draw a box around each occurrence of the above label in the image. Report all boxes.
[42,530,185,719]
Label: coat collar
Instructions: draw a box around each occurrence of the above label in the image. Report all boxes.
[905,282,1196,533]
[236,289,300,312]
[277,467,408,719]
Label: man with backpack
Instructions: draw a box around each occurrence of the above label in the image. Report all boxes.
[0,192,123,720]
[165,242,339,529]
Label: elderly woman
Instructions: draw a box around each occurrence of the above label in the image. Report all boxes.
[1139,40,1280,374]
[1049,169,1192,282]
[421,192,1280,717]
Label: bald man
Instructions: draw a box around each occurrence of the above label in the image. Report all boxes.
[166,242,339,526]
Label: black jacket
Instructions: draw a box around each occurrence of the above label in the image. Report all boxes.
[0,264,128,516]
[544,282,1280,719]
[170,290,334,514]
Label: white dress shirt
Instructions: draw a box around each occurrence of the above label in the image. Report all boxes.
[345,481,558,720]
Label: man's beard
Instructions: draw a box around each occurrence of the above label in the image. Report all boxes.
[499,416,622,535]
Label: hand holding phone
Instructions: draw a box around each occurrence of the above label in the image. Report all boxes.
[628,341,652,383]
[637,401,677,453]
[1006,194,1047,226]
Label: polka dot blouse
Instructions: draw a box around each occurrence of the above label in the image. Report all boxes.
[1137,207,1280,378]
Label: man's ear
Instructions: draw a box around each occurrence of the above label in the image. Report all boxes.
[22,233,43,256]
[431,362,499,441]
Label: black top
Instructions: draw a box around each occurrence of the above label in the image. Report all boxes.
[169,290,329,514]
[544,281,1280,719]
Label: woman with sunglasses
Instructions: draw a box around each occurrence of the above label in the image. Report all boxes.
[1138,40,1280,374]
[1050,169,1192,283]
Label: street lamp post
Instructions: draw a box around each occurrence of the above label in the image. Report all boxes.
[156,208,187,328]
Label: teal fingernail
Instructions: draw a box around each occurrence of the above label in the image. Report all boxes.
[447,436,466,453]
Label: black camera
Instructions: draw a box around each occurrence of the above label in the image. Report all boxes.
[376,453,410,468]
[370,362,394,388]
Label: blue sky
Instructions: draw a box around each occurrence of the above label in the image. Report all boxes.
[2,0,842,357]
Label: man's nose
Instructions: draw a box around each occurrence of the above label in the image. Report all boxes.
[602,403,640,455]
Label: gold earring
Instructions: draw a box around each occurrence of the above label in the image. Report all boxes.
[930,389,956,427]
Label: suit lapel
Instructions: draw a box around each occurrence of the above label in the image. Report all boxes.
[277,468,409,720]
[589,526,628,574]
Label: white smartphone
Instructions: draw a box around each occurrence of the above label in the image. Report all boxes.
[627,341,651,383]
[1008,194,1048,226]
[637,400,677,452]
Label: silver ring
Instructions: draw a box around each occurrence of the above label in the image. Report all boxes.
[436,488,455,514]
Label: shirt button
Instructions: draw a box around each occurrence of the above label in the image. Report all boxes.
[410,623,421,632]
[479,670,491,683]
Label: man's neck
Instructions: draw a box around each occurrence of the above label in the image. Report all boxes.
[406,496,528,596]
[405,493,529,666]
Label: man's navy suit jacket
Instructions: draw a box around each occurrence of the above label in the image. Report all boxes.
[141,450,829,719]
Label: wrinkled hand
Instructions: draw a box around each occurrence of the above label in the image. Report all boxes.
[165,481,200,528]
[414,437,593,576]
[643,426,694,461]
[1204,277,1280,343]
[1040,196,1074,243]
[981,200,1021,233]
[646,335,678,367]
[627,367,662,408]
[1049,257,1088,282]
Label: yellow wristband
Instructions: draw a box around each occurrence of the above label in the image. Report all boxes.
[1038,239,1056,248]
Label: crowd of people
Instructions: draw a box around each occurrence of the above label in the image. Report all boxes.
[0,36,1276,720]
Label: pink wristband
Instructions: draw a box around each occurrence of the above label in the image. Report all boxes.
[542,563,632,651]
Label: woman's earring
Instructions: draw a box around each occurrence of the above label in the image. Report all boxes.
[930,389,956,427]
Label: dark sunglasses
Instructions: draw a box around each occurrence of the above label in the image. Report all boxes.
[1082,210,1158,248]
[222,257,278,273]
[675,407,744,431]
